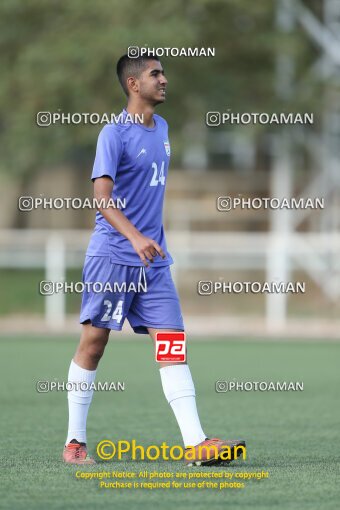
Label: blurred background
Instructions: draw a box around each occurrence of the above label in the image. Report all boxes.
[0,0,339,338]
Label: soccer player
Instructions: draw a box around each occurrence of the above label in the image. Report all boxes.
[63,54,245,466]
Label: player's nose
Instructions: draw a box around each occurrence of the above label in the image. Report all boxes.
[159,75,168,86]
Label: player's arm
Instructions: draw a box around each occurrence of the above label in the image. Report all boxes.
[94,176,165,266]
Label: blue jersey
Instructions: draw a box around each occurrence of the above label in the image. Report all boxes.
[86,110,173,266]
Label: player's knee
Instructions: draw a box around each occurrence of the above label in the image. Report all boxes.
[81,324,109,343]
[79,326,109,362]
[85,340,107,362]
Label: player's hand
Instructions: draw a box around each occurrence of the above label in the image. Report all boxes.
[130,233,166,267]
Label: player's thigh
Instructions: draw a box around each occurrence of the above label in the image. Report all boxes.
[80,257,135,330]
[128,266,184,332]
[80,321,110,346]
[148,327,183,342]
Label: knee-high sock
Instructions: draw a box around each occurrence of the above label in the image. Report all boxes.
[65,360,96,445]
[160,364,206,448]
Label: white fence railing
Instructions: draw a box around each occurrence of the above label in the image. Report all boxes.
[0,229,339,332]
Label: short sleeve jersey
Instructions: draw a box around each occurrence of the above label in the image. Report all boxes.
[86,109,173,266]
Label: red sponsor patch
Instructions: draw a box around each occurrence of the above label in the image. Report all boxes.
[155,332,186,362]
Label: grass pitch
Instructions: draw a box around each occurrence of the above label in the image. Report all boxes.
[0,336,339,510]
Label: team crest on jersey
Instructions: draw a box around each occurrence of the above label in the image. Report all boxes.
[164,141,171,157]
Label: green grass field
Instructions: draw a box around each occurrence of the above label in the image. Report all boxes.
[0,336,339,510]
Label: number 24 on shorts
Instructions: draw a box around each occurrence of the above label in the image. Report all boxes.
[101,299,123,323]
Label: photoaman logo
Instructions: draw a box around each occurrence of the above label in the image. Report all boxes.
[155,332,186,362]
[96,439,246,462]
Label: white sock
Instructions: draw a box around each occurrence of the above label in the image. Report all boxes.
[160,364,206,448]
[65,360,97,445]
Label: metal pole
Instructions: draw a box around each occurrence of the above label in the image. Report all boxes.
[45,234,66,330]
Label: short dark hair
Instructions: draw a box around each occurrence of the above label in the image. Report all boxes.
[116,54,160,96]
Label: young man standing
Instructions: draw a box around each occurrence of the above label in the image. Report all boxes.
[63,54,245,466]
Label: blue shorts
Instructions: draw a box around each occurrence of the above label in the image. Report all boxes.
[79,256,184,334]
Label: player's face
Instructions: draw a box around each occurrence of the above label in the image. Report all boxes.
[137,60,168,105]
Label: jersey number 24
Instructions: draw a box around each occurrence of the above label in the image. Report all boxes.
[150,161,165,186]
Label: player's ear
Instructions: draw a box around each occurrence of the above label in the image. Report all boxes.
[127,76,139,94]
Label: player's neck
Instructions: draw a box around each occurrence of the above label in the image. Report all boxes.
[126,101,155,128]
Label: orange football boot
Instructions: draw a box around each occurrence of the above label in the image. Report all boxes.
[184,437,246,466]
[63,439,96,465]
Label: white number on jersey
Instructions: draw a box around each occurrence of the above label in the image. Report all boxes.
[150,161,165,187]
